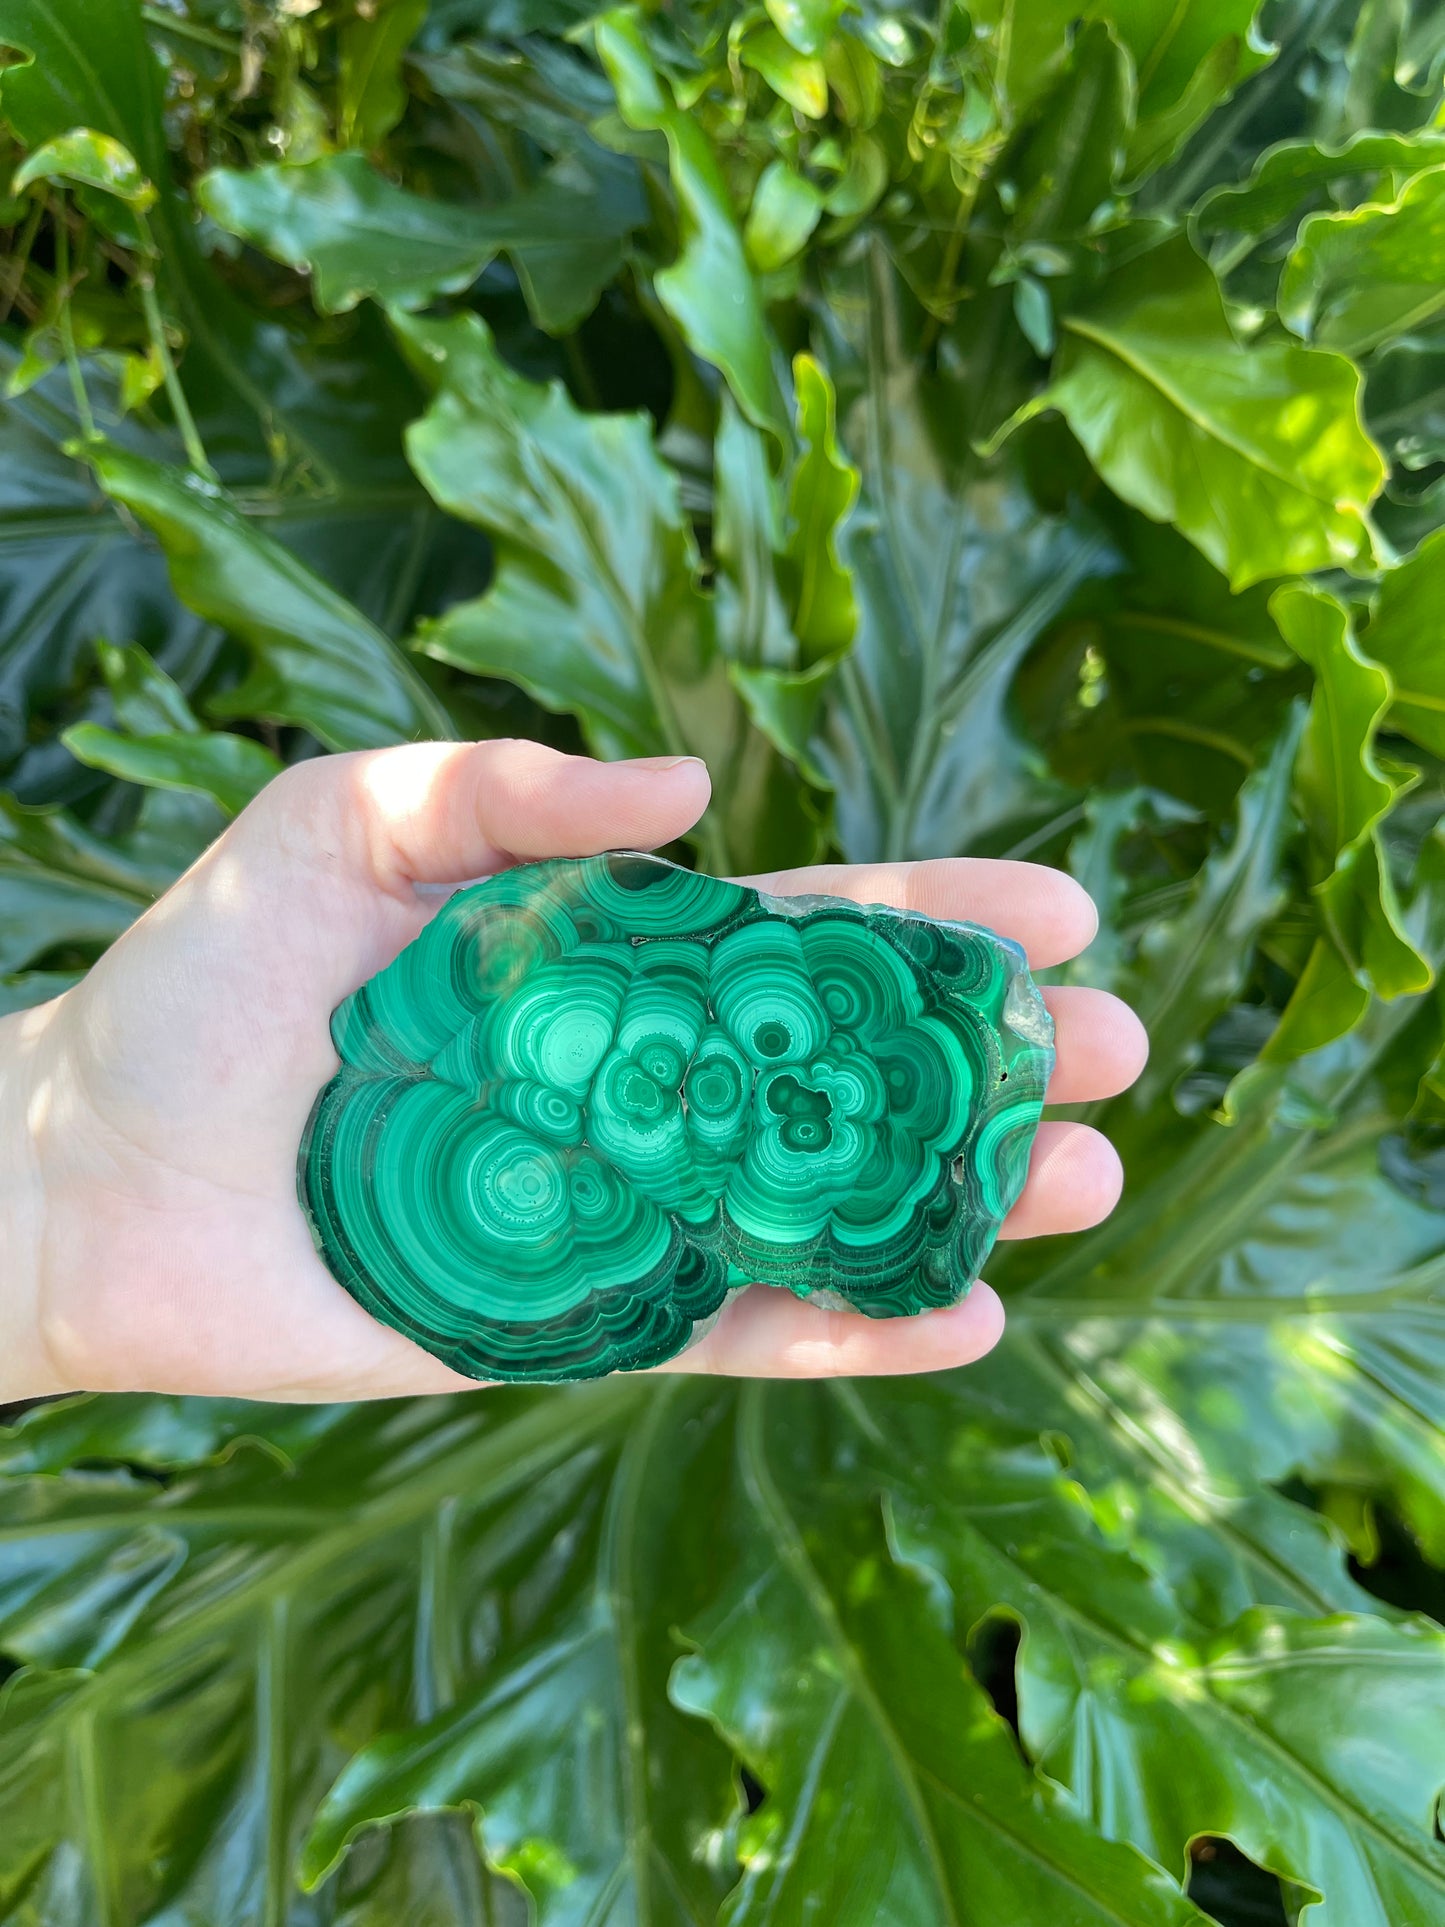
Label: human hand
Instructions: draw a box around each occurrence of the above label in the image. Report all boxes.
[0,743,1146,1402]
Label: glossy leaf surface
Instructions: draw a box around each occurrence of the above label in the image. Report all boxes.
[87,447,454,751]
[1017,243,1386,589]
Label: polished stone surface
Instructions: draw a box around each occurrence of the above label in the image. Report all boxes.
[298,853,1054,1380]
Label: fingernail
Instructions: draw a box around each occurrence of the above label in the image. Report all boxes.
[631,754,708,772]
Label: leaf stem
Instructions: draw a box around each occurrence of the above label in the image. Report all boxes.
[0,197,44,327]
[918,170,983,355]
[52,204,96,442]
[563,330,603,413]
[136,268,218,481]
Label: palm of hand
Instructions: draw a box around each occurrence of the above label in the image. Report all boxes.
[28,743,1146,1400]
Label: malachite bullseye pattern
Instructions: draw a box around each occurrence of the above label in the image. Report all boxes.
[298,854,1055,1381]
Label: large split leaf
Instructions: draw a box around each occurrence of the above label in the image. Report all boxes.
[199,152,645,331]
[893,1439,1445,1927]
[1009,240,1386,589]
[1267,583,1432,1058]
[0,1383,736,1925]
[399,309,817,872]
[1280,163,1445,357]
[814,325,1115,861]
[401,309,715,760]
[84,446,453,750]
[1193,129,1445,245]
[1361,525,1445,758]
[669,1387,1214,1927]
[967,0,1269,173]
[5,971,1445,1925]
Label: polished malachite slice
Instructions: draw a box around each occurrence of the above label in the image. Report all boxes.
[298,853,1054,1381]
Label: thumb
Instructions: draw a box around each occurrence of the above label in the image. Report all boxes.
[247,739,713,892]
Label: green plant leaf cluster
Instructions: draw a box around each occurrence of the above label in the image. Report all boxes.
[2,1,1445,1922]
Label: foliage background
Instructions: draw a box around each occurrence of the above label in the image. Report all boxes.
[1,0,1444,1921]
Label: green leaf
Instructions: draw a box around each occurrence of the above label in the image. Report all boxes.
[1113,0,1271,179]
[709,360,857,784]
[1002,990,1445,1587]
[198,152,645,328]
[10,124,156,210]
[739,26,828,119]
[298,1385,735,1918]
[61,721,282,816]
[1034,510,1303,820]
[91,637,200,736]
[744,159,823,273]
[897,1471,1445,1927]
[1364,332,1445,476]
[337,0,428,151]
[1116,711,1301,1110]
[505,148,651,336]
[781,351,858,660]
[1269,582,1433,1028]
[57,637,278,818]
[1280,163,1445,357]
[402,309,714,763]
[0,792,156,971]
[0,345,476,812]
[1011,240,1386,590]
[116,342,165,414]
[999,20,1131,248]
[764,0,844,59]
[880,1332,1445,1925]
[670,1386,1215,1927]
[0,360,221,802]
[399,309,814,872]
[197,155,502,315]
[713,397,795,675]
[1361,525,1445,759]
[0,1,174,257]
[1193,129,1445,241]
[596,9,790,441]
[391,40,651,333]
[712,357,857,678]
[966,0,1269,172]
[0,1382,728,1927]
[0,0,464,503]
[1264,932,1372,1062]
[816,327,1114,861]
[84,444,454,751]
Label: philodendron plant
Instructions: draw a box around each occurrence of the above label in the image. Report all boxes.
[1,0,1443,1923]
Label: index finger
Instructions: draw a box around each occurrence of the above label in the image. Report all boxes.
[734,858,1098,969]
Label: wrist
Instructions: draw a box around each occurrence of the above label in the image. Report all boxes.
[0,999,71,1403]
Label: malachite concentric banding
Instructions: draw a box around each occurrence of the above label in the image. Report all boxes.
[298,852,1056,1382]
